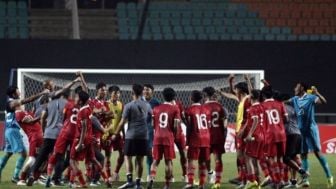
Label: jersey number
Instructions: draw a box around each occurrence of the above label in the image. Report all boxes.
[159,113,168,128]
[70,108,79,124]
[265,109,280,125]
[211,111,219,127]
[196,114,208,129]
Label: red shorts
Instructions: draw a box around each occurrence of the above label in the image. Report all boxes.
[266,141,286,157]
[235,136,245,151]
[153,145,175,160]
[174,136,186,150]
[54,135,73,155]
[70,139,95,161]
[187,146,210,161]
[29,138,43,157]
[245,140,264,159]
[210,143,225,155]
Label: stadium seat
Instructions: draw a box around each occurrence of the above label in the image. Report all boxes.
[8,27,17,39]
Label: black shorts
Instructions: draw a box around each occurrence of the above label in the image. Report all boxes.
[285,134,302,158]
[124,139,148,156]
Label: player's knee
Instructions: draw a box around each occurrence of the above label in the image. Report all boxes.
[27,157,36,167]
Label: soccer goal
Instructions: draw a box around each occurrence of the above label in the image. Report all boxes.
[17,68,264,121]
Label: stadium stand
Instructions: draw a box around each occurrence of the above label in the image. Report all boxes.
[0,0,335,40]
[0,0,29,39]
[117,0,336,41]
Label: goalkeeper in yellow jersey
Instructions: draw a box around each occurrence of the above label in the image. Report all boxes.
[102,85,125,181]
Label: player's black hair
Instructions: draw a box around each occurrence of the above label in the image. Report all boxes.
[234,82,249,94]
[78,91,90,104]
[61,88,71,99]
[250,89,261,101]
[261,85,273,99]
[191,90,203,103]
[109,85,120,93]
[6,85,18,98]
[162,87,176,102]
[202,86,216,97]
[144,84,154,91]
[273,90,281,101]
[132,84,143,96]
[74,86,83,94]
[297,82,309,91]
[96,82,106,90]
[40,95,49,105]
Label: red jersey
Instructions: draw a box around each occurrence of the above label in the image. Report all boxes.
[203,101,226,144]
[185,104,210,148]
[152,103,181,146]
[262,99,287,143]
[245,103,265,141]
[76,105,94,145]
[61,100,79,140]
[89,98,110,138]
[15,110,43,142]
[173,100,184,139]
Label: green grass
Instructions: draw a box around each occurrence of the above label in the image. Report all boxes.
[0,152,335,188]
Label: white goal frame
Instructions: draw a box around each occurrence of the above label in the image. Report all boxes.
[17,68,264,98]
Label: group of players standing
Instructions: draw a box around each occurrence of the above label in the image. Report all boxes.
[0,72,334,189]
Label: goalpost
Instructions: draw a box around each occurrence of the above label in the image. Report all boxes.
[17,68,264,152]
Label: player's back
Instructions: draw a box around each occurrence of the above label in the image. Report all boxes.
[203,101,226,144]
[62,100,79,139]
[76,104,93,144]
[185,104,210,147]
[246,103,265,141]
[262,99,287,142]
[153,103,180,146]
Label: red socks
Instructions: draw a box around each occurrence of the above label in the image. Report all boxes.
[215,160,223,184]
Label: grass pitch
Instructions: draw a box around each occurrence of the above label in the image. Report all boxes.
[0,152,335,188]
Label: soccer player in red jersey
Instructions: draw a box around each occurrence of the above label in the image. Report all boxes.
[15,105,44,185]
[69,91,111,188]
[89,82,113,185]
[184,90,210,189]
[202,86,228,189]
[261,86,288,188]
[147,88,181,189]
[172,99,187,182]
[240,90,265,189]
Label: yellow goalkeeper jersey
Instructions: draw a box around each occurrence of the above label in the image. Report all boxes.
[107,100,123,134]
[236,95,249,132]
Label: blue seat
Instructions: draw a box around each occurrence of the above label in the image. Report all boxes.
[209,34,220,40]
[163,33,174,40]
[275,34,286,41]
[184,26,194,34]
[308,35,320,41]
[186,34,196,40]
[153,33,163,40]
[215,26,225,33]
[197,34,208,40]
[265,34,275,41]
[287,35,297,41]
[173,26,183,34]
[253,34,264,40]
[8,27,18,39]
[18,27,29,39]
[162,26,172,34]
[119,33,130,40]
[220,34,231,40]
[175,33,186,40]
[320,35,331,41]
[231,34,242,40]
[242,34,253,41]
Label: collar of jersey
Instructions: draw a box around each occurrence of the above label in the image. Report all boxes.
[264,98,274,102]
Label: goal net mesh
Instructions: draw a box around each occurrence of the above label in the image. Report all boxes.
[19,70,263,123]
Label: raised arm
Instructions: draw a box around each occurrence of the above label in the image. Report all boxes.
[312,86,327,104]
[9,89,49,110]
[228,74,236,95]
[219,90,239,102]
[77,71,89,93]
[54,77,81,97]
[244,74,253,95]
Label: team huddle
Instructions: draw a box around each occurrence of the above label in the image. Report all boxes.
[0,72,334,189]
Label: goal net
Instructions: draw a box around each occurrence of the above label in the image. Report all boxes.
[17,69,264,152]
